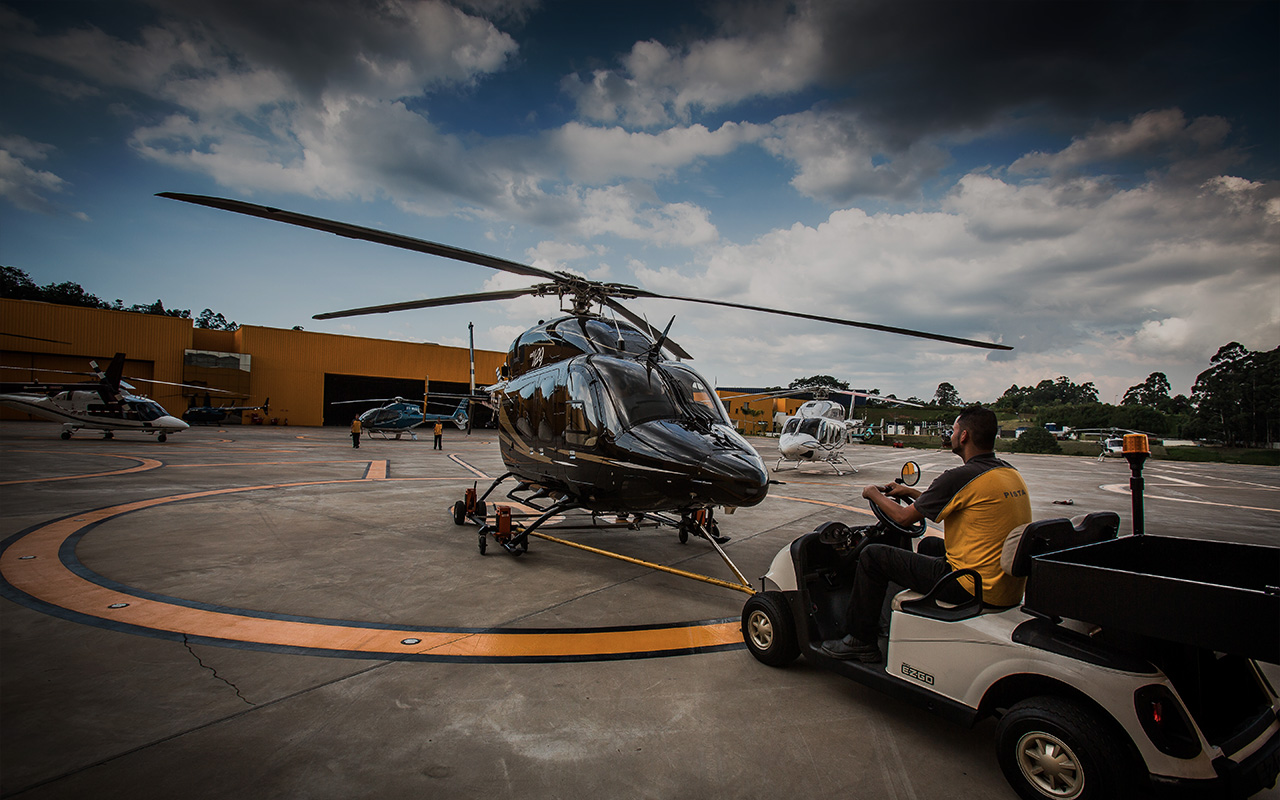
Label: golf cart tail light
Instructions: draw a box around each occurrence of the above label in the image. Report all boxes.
[1123,433,1149,454]
[1134,685,1200,759]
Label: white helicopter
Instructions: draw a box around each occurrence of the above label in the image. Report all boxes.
[0,353,204,441]
[734,386,922,474]
[1072,427,1153,461]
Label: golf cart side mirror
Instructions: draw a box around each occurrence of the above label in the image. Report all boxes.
[899,461,921,487]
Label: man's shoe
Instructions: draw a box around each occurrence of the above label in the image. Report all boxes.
[819,635,882,662]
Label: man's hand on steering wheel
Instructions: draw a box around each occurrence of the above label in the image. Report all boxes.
[862,483,927,537]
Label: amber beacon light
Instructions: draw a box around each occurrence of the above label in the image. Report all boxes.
[1122,433,1150,536]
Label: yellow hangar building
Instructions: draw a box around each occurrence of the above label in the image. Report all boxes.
[1,298,507,428]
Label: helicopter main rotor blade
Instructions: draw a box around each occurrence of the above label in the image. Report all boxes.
[158,193,561,282]
[626,289,1012,351]
[126,377,237,392]
[314,288,540,320]
[1,332,72,344]
[601,298,694,360]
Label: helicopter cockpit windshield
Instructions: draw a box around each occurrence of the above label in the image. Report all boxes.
[661,363,729,425]
[783,417,825,437]
[590,359,728,430]
[130,400,167,421]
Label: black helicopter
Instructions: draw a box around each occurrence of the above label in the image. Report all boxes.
[184,394,270,425]
[160,192,1011,558]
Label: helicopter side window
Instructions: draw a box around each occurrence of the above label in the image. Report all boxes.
[537,368,566,443]
[591,359,676,428]
[565,364,604,446]
[510,378,537,439]
[783,418,800,435]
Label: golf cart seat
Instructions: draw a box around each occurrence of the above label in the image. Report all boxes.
[892,512,1121,622]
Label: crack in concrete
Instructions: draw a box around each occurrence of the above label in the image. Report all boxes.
[182,635,254,706]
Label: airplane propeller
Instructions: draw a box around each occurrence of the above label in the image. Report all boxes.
[159,192,1013,355]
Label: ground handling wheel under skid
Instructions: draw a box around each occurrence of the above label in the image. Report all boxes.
[478,505,526,556]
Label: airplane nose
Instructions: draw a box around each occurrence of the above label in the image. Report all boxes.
[699,449,769,507]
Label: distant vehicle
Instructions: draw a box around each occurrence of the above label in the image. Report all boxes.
[333,396,468,438]
[0,353,199,441]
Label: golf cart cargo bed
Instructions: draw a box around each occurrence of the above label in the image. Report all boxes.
[1025,535,1280,664]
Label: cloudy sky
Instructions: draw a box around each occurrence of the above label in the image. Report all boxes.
[2,0,1276,403]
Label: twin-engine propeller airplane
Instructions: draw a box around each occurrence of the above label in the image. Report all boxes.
[332,396,469,439]
[159,192,1011,563]
[0,353,209,441]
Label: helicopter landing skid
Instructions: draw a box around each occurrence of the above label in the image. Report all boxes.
[774,455,856,476]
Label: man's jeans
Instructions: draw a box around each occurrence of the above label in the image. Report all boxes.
[844,540,971,642]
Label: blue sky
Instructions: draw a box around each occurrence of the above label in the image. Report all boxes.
[2,0,1276,404]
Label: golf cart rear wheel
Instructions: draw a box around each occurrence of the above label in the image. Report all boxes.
[741,592,799,667]
[996,696,1130,800]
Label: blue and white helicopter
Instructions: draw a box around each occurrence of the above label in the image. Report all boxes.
[334,396,470,439]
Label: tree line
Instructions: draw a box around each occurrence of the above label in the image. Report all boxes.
[2,267,238,331]
[982,345,1278,448]
[791,343,1278,449]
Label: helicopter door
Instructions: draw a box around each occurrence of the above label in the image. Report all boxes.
[538,368,567,444]
[565,364,603,447]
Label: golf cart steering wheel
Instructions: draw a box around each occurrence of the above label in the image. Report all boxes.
[870,461,927,537]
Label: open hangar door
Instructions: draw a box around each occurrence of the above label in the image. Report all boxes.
[322,374,491,427]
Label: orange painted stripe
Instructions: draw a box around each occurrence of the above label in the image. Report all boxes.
[0,481,742,660]
[0,454,163,486]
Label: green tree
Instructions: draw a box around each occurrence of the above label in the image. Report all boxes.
[196,308,239,331]
[1122,372,1172,408]
[934,381,961,406]
[1,267,236,325]
[1191,343,1280,446]
[996,376,1099,411]
[789,375,849,390]
[1011,426,1062,454]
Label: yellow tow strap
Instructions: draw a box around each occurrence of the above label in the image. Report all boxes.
[526,530,756,595]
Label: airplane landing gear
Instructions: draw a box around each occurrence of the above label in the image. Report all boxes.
[157,434,167,442]
[103,431,113,440]
[60,430,72,440]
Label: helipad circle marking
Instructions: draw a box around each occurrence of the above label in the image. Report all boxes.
[0,454,163,486]
[0,478,743,663]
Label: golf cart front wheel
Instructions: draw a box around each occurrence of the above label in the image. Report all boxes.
[996,696,1131,800]
[741,592,799,667]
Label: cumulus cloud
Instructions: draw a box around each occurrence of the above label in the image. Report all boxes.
[561,8,824,127]
[761,110,950,203]
[0,135,70,214]
[1010,109,1238,179]
[551,121,764,183]
[631,160,1279,400]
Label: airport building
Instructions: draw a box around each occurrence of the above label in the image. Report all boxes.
[1,298,507,427]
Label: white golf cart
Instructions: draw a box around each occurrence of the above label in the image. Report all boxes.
[741,460,1280,799]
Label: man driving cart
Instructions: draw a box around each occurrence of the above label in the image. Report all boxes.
[822,405,1033,661]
